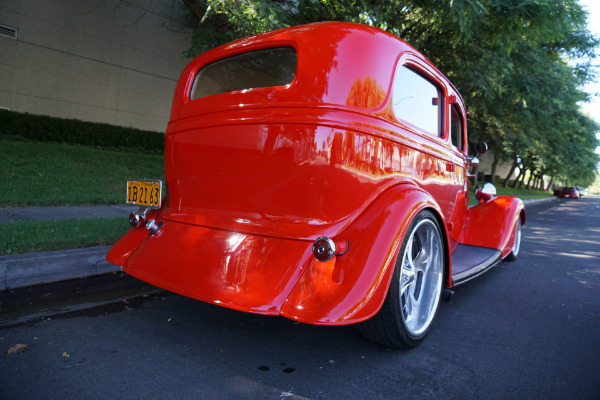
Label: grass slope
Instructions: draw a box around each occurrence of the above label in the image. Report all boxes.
[1,140,164,206]
[1,140,163,254]
[0,217,130,255]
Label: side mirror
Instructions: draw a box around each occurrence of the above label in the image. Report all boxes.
[467,142,486,178]
[476,142,488,155]
[475,182,497,204]
[481,182,496,195]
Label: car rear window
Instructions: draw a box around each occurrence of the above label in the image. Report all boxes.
[190,47,297,100]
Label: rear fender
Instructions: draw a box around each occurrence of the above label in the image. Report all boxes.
[462,196,525,258]
[106,225,151,266]
[281,183,447,325]
[106,209,162,266]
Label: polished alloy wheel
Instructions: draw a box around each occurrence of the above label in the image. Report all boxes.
[506,219,522,261]
[512,222,521,256]
[358,211,445,348]
[398,218,444,337]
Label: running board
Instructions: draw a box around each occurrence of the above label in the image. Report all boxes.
[451,244,502,286]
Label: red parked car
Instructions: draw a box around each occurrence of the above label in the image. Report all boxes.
[558,187,580,199]
[108,22,525,348]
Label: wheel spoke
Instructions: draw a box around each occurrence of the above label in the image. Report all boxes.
[401,236,416,292]
[404,237,415,269]
[413,232,427,267]
[402,290,415,322]
[413,228,434,270]
[401,270,415,292]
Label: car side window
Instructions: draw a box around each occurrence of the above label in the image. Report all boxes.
[450,104,464,151]
[392,65,442,137]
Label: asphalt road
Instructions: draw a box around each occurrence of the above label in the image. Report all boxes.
[1,196,599,399]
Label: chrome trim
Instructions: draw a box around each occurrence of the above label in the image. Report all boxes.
[145,219,162,235]
[481,182,497,195]
[467,156,479,167]
[129,211,144,228]
[129,207,155,228]
[312,237,337,262]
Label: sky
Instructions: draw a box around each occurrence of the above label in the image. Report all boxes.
[578,0,600,156]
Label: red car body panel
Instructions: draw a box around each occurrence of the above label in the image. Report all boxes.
[463,196,526,259]
[107,22,525,325]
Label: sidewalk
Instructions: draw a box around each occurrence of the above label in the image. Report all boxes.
[0,198,557,291]
[1,205,137,291]
[0,204,138,223]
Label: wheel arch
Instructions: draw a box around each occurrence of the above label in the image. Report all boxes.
[463,196,526,259]
[280,182,451,325]
[424,205,452,289]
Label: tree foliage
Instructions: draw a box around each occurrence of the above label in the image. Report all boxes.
[182,0,600,187]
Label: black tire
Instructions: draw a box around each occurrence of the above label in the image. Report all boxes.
[504,219,521,262]
[358,210,445,348]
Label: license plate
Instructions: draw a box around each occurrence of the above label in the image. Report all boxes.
[126,179,162,208]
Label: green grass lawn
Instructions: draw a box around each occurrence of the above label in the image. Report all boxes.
[468,184,554,205]
[1,140,163,254]
[487,185,555,199]
[469,184,554,203]
[0,217,130,256]
[1,140,164,206]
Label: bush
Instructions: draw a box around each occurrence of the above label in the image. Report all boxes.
[0,110,164,154]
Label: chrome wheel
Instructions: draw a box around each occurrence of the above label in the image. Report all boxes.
[512,222,521,256]
[506,220,521,261]
[399,218,444,337]
[358,210,445,348]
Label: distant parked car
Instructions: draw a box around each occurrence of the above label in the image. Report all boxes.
[575,186,586,197]
[107,22,525,349]
[559,187,580,199]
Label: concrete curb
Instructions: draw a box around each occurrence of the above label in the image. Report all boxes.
[0,246,119,291]
[0,205,138,223]
[522,197,557,206]
[0,196,559,291]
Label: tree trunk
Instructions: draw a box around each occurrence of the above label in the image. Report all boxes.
[503,160,518,188]
[538,175,545,190]
[183,0,208,22]
[513,167,524,189]
[547,176,554,191]
[526,172,534,190]
[517,168,528,189]
[490,154,499,184]
[471,165,479,187]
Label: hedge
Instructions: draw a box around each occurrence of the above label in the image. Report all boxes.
[0,109,164,154]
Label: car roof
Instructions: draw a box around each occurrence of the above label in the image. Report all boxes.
[169,22,462,122]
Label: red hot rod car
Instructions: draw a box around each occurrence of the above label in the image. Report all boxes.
[108,22,525,348]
